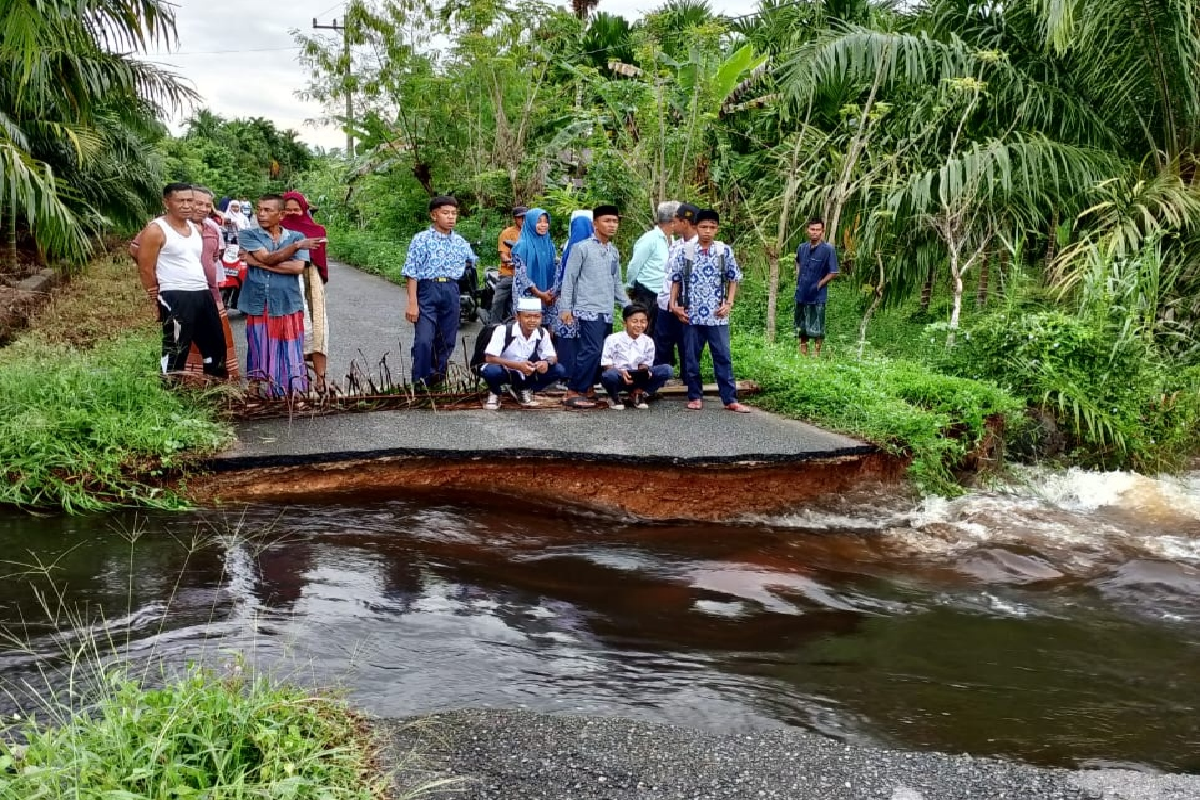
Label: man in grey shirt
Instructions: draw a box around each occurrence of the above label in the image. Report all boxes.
[558,204,629,408]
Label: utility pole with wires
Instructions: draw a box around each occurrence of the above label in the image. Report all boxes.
[312,15,355,157]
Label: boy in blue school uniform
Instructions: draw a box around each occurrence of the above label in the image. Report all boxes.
[667,208,752,413]
[402,195,477,387]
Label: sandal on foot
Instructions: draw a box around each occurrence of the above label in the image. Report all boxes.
[725,402,752,413]
[564,395,597,409]
[686,399,703,410]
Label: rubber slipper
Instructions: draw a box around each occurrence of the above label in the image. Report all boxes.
[564,395,597,409]
[725,402,752,413]
[686,400,703,410]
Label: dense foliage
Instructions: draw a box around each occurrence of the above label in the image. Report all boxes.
[160,111,314,200]
[0,0,192,271]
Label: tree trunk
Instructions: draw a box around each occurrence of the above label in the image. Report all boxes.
[7,184,17,276]
[1044,210,1059,268]
[947,247,963,348]
[858,253,885,357]
[976,249,991,309]
[765,244,780,343]
[997,245,1010,294]
[920,263,935,312]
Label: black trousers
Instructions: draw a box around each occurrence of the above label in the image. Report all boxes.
[629,282,660,337]
[158,289,228,378]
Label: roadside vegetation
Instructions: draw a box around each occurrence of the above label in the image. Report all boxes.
[0,254,230,512]
[0,665,388,799]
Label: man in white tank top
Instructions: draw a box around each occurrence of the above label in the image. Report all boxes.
[134,183,229,378]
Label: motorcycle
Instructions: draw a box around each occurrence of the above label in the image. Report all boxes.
[217,239,247,311]
[457,241,498,326]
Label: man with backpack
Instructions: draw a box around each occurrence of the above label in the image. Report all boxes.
[477,296,565,410]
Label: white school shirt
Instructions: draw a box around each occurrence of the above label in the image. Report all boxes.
[602,331,656,370]
[151,217,209,292]
[484,323,557,362]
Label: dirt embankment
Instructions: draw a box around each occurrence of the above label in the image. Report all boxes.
[0,270,59,345]
[191,451,907,521]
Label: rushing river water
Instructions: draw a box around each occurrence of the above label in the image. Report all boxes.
[0,468,1197,773]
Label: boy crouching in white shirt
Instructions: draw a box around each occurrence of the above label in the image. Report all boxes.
[600,304,673,410]
[481,296,566,410]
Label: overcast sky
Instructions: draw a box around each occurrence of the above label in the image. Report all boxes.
[143,0,748,150]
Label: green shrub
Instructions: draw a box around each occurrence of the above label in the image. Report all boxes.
[0,333,230,512]
[733,335,1020,494]
[0,663,386,799]
[944,310,1200,469]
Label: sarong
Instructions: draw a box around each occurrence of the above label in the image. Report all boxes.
[245,307,309,397]
[299,266,330,357]
[183,307,240,381]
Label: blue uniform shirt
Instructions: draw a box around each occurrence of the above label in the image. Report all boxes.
[402,227,475,280]
[668,241,742,326]
[794,241,839,305]
[236,226,307,317]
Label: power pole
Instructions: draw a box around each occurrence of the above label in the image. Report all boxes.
[313,15,355,157]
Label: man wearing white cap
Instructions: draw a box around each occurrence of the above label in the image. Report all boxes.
[480,296,566,409]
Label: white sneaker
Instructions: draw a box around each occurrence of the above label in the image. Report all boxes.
[484,393,500,410]
[518,389,535,406]
[608,398,625,410]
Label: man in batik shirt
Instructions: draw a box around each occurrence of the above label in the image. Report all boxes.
[668,208,752,413]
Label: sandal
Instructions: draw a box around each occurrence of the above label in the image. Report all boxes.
[564,395,597,409]
[686,399,703,410]
[725,402,752,413]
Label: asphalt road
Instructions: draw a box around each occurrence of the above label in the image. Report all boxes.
[383,710,1200,800]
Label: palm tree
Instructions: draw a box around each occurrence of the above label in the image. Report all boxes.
[0,0,192,268]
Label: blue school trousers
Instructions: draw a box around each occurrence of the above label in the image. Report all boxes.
[683,324,737,405]
[600,364,673,402]
[480,362,566,394]
[570,318,609,393]
[411,279,460,384]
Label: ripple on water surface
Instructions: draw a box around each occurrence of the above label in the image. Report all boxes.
[0,470,1197,772]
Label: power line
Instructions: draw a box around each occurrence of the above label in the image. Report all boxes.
[143,45,301,57]
[313,14,355,157]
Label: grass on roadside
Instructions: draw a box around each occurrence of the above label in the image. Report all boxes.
[0,664,391,800]
[0,332,231,512]
[733,334,1022,494]
[15,251,155,349]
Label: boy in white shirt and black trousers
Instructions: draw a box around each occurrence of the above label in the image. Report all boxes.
[600,304,674,409]
[480,296,565,410]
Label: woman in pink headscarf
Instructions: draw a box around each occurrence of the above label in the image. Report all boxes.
[281,191,330,392]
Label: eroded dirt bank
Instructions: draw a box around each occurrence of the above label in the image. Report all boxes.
[191,451,907,521]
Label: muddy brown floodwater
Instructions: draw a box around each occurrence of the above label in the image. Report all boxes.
[0,467,1197,773]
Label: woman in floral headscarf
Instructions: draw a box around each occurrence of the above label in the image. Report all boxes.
[509,207,558,326]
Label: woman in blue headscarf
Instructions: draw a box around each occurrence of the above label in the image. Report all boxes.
[510,207,558,326]
[546,212,594,380]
